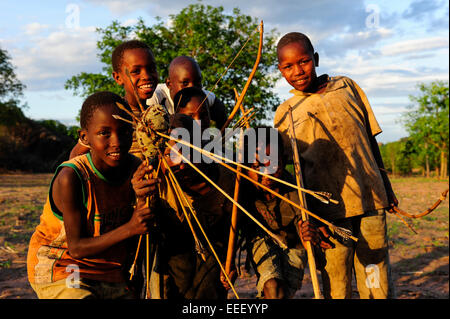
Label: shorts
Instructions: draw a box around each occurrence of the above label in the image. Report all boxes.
[249,236,306,298]
[318,209,395,299]
[30,278,134,299]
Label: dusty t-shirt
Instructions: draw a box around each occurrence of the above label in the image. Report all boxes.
[274,75,389,220]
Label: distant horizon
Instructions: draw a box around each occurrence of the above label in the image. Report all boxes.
[2,0,448,144]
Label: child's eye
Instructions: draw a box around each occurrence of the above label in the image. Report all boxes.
[98,130,110,136]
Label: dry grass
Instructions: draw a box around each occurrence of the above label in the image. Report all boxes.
[0,174,448,299]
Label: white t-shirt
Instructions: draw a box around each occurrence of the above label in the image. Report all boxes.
[146,83,216,115]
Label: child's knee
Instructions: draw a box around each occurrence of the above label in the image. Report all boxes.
[263,278,285,299]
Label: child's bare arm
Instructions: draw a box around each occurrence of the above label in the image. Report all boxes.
[53,167,154,259]
[369,135,398,212]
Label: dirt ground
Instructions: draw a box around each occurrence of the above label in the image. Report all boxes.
[0,173,448,299]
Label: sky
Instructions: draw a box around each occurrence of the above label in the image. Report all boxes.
[0,0,448,143]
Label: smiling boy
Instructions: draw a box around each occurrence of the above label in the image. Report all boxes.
[70,40,159,160]
[147,56,227,129]
[274,32,397,299]
[27,92,158,299]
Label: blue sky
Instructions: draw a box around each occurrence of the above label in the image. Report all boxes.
[1,0,448,143]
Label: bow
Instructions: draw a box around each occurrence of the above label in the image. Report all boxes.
[222,21,264,288]
[393,189,448,219]
[390,188,449,234]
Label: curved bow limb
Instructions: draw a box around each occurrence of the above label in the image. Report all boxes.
[223,22,264,287]
[220,20,264,135]
[393,189,449,219]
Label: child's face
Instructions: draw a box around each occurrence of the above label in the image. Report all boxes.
[178,96,210,130]
[80,104,132,173]
[113,48,158,107]
[247,143,284,191]
[162,138,202,189]
[167,64,202,101]
[278,42,319,92]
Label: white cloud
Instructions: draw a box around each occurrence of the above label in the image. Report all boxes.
[381,37,449,56]
[23,22,50,36]
[9,25,101,91]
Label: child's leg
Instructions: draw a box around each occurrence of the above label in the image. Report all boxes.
[250,236,285,298]
[31,278,133,299]
[281,246,307,298]
[353,209,395,299]
[30,279,94,299]
[320,218,355,299]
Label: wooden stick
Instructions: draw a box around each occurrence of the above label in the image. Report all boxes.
[160,155,207,261]
[125,67,146,113]
[393,211,418,234]
[165,142,287,249]
[198,147,358,242]
[115,102,141,123]
[112,114,135,125]
[156,131,338,205]
[225,128,245,282]
[287,106,322,299]
[194,24,262,115]
[129,234,142,280]
[220,21,264,134]
[146,233,150,298]
[159,150,240,299]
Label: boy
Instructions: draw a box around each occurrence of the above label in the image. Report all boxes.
[274,32,397,299]
[242,127,331,299]
[136,114,238,299]
[27,91,159,299]
[172,86,211,131]
[70,40,159,160]
[146,56,227,129]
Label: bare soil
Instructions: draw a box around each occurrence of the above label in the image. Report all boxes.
[0,174,448,299]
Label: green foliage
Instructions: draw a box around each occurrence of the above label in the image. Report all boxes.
[0,99,26,126]
[36,119,79,141]
[0,47,27,126]
[403,81,449,178]
[65,3,281,124]
[0,47,26,102]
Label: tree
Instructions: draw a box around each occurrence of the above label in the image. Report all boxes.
[403,81,449,179]
[0,47,27,125]
[65,3,281,124]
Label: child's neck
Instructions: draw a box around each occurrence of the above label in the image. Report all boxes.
[90,152,131,183]
[305,74,328,94]
[125,93,145,114]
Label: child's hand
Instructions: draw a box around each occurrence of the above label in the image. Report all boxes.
[298,220,333,250]
[386,190,399,214]
[132,162,161,208]
[128,206,155,236]
[220,264,237,291]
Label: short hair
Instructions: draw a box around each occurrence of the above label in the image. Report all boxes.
[169,56,201,77]
[277,32,315,58]
[111,40,153,72]
[80,91,129,129]
[172,87,208,111]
